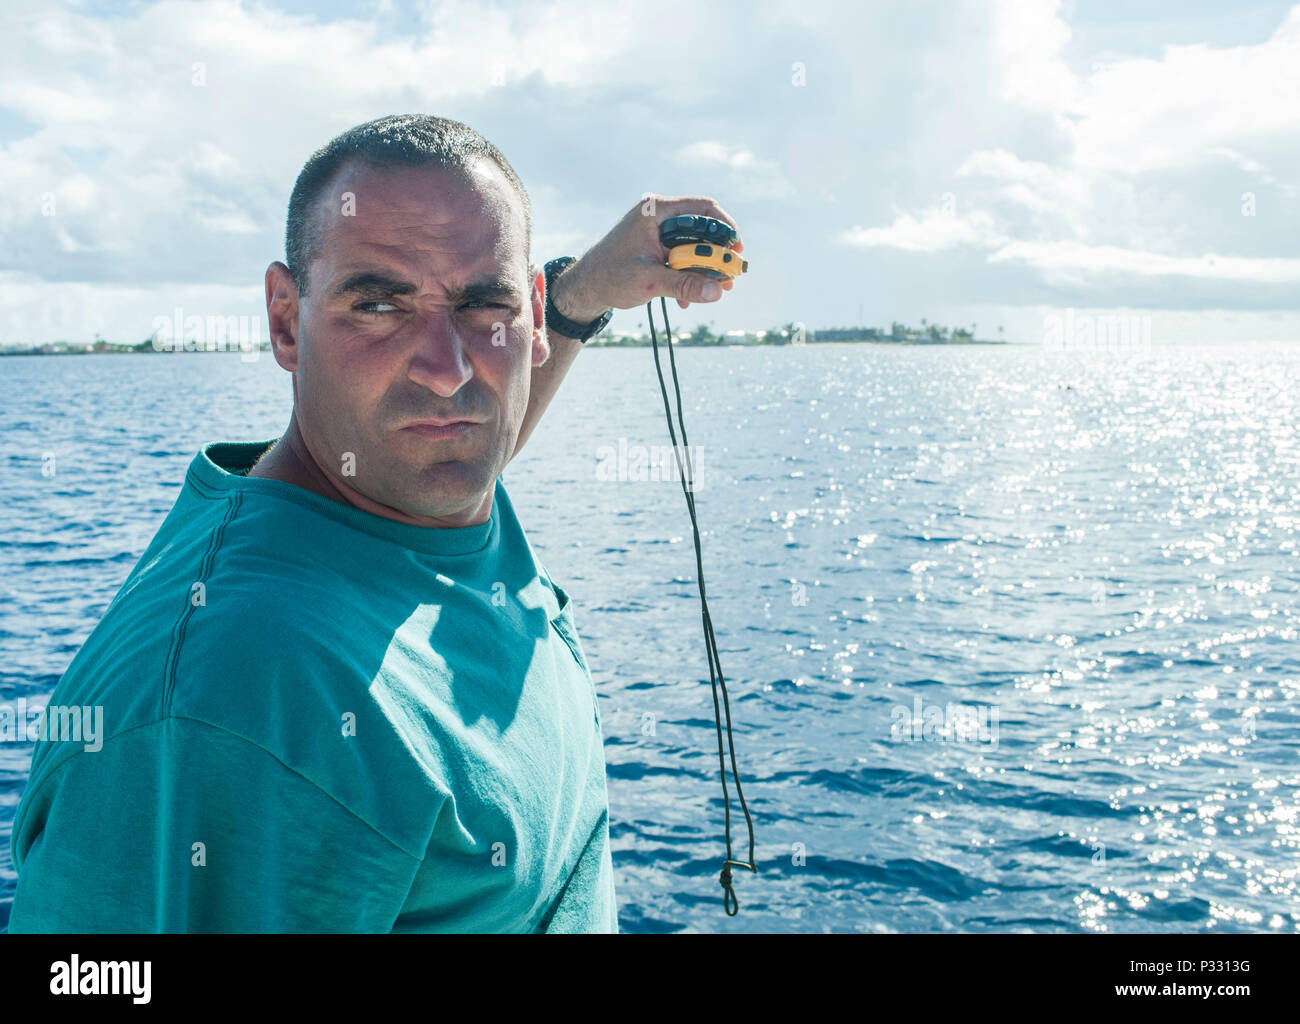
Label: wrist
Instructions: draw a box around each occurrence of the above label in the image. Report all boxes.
[549,259,606,325]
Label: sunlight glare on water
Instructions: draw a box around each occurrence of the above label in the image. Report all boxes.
[1,341,1297,933]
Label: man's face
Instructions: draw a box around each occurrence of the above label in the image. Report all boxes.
[278,157,545,523]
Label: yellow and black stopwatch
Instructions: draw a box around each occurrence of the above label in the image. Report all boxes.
[659,215,748,281]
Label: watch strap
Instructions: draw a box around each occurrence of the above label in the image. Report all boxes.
[544,257,613,343]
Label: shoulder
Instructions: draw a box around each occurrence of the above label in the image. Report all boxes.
[8,715,423,932]
[162,595,449,852]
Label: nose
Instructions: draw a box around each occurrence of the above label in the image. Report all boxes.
[407,309,473,398]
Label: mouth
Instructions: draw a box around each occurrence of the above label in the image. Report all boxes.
[401,419,480,439]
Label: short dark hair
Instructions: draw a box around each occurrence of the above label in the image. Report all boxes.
[284,114,532,295]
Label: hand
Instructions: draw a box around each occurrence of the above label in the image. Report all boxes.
[549,194,744,318]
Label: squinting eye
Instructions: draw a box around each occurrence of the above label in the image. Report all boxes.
[356,301,399,314]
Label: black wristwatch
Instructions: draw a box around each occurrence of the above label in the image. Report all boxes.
[544,257,613,343]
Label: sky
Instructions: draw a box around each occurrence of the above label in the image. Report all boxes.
[0,0,1296,347]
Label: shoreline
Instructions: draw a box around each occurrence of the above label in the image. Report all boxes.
[0,338,1010,356]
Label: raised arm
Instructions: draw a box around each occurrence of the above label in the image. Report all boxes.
[509,194,744,463]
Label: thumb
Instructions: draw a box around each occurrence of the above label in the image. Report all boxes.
[657,266,723,304]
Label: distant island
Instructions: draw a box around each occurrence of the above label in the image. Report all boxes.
[588,320,1006,347]
[0,319,1006,355]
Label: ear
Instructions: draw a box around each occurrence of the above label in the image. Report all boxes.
[265,261,301,372]
[529,264,550,368]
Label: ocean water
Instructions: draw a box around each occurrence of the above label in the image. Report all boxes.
[1,341,1297,933]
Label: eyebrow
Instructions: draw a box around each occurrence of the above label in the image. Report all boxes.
[455,276,522,303]
[332,271,521,303]
[332,272,418,299]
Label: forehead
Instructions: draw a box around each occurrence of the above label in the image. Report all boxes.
[310,156,526,279]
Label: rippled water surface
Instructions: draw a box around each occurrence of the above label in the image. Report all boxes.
[2,342,1297,932]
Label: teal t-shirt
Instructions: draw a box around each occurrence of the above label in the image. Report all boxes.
[8,439,617,933]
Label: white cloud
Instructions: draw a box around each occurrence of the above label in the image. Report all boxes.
[194,211,263,235]
[1069,8,1300,175]
[675,140,794,200]
[0,0,1294,345]
[840,209,998,252]
[989,0,1081,114]
[988,241,1300,284]
[1208,146,1298,198]
[0,270,265,344]
[841,1,1300,295]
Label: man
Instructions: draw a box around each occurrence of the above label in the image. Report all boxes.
[8,114,741,932]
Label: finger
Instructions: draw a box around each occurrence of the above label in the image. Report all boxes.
[652,265,724,305]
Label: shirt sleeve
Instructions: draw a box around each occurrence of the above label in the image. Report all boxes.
[8,716,421,933]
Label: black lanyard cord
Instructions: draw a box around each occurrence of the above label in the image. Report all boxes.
[645,296,758,916]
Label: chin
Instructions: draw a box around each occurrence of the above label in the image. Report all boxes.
[411,457,491,496]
